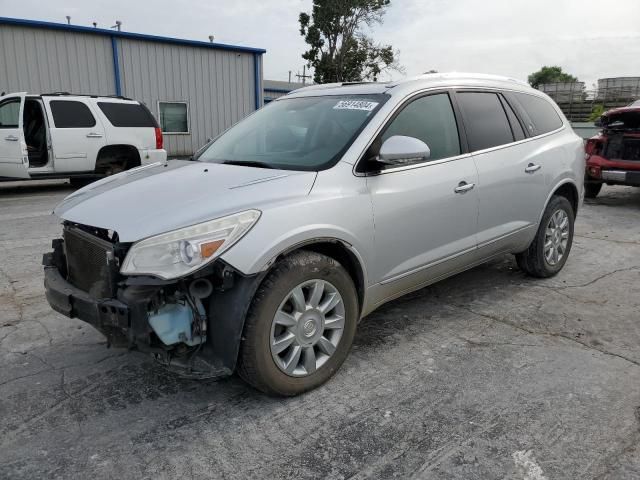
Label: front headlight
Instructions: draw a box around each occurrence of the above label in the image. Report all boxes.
[120,210,260,279]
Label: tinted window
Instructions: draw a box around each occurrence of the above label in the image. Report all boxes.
[512,92,563,135]
[381,93,461,162]
[98,102,158,127]
[0,99,20,129]
[159,102,189,133]
[457,92,514,151]
[50,101,96,128]
[500,96,526,140]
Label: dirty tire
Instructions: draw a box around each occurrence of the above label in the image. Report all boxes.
[584,182,602,199]
[516,195,575,278]
[237,250,358,396]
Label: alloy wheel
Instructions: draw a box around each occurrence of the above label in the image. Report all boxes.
[544,209,570,266]
[270,279,346,377]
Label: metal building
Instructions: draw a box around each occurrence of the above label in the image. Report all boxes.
[597,77,640,102]
[263,80,306,103]
[0,17,266,156]
[538,82,585,103]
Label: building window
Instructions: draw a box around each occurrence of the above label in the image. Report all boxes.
[159,102,189,134]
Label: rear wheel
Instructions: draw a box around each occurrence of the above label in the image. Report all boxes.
[584,182,602,199]
[237,250,358,396]
[516,195,574,278]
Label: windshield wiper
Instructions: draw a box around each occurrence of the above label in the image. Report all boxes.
[223,160,275,169]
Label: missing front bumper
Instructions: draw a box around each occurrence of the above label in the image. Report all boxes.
[43,238,265,378]
[43,251,149,348]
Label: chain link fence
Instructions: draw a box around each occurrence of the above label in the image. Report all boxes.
[539,78,640,123]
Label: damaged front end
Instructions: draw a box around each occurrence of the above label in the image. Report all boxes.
[586,108,640,186]
[43,222,264,379]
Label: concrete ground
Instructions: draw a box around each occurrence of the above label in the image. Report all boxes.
[0,179,639,479]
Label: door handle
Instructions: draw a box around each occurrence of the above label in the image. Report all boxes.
[525,163,542,174]
[86,132,103,138]
[454,181,476,194]
[4,135,18,141]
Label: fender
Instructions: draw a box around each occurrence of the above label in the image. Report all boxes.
[209,237,369,372]
[261,236,369,283]
[221,220,373,279]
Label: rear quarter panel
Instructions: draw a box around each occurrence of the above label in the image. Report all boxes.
[512,127,584,254]
[545,128,585,216]
[89,99,157,151]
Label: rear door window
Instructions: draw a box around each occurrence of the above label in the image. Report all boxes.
[500,95,526,141]
[381,93,461,162]
[511,92,563,135]
[98,102,158,128]
[456,92,514,151]
[49,101,96,128]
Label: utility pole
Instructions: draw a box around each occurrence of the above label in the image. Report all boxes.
[295,66,312,85]
[288,71,292,83]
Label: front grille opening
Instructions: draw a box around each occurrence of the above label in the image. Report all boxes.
[63,225,119,299]
[605,135,640,161]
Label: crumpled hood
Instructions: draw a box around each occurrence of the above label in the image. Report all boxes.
[600,107,640,131]
[55,160,317,242]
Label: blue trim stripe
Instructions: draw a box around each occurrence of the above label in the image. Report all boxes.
[264,88,294,94]
[110,36,122,96]
[254,53,262,110]
[0,16,267,55]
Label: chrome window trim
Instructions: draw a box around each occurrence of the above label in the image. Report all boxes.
[363,152,474,176]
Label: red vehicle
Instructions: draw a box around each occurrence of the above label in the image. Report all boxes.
[584,100,640,198]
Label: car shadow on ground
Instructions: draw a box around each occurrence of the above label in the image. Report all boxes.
[2,255,525,431]
[353,255,522,349]
[0,179,76,196]
[585,185,640,209]
[59,255,524,406]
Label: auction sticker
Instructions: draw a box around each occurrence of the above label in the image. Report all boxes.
[333,100,379,111]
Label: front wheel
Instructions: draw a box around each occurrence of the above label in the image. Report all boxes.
[237,250,359,396]
[516,195,575,278]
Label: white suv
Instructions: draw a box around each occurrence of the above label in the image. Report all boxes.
[0,92,166,182]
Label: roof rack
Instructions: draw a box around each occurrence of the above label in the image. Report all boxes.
[41,92,134,100]
[341,81,386,86]
[287,81,387,94]
[386,72,531,89]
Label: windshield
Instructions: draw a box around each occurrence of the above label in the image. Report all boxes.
[196,94,388,171]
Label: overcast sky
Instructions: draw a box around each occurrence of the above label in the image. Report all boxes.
[1,0,639,88]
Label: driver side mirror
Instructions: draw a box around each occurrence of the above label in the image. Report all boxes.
[377,135,431,166]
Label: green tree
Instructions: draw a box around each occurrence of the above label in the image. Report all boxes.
[588,104,605,122]
[299,0,402,83]
[528,66,578,88]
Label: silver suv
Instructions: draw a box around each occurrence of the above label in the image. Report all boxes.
[44,73,585,396]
